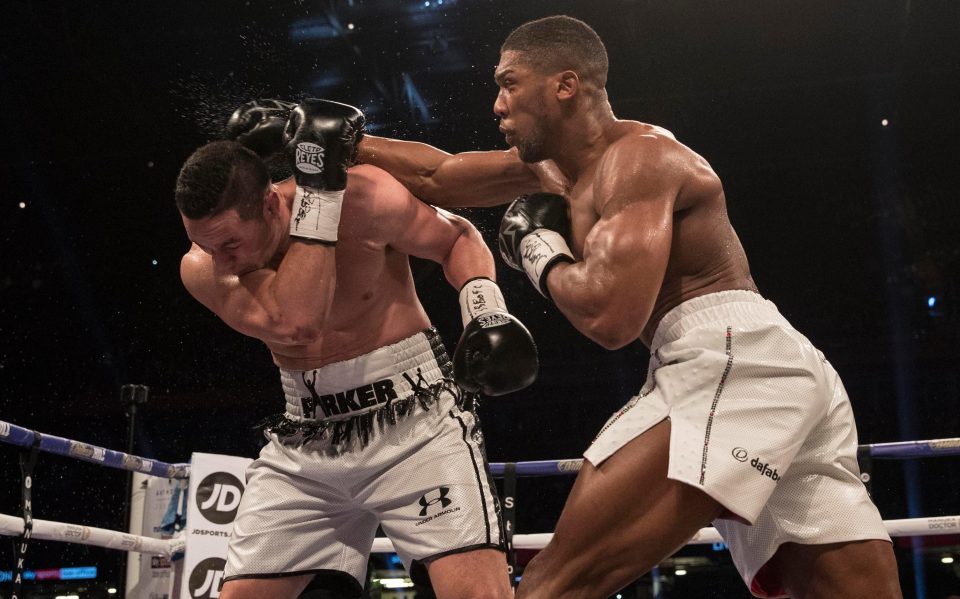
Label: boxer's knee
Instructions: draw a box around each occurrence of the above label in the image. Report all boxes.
[426,548,512,599]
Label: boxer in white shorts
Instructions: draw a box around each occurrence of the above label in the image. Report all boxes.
[175,99,538,599]
[584,290,889,597]
[341,15,904,598]
[229,329,503,595]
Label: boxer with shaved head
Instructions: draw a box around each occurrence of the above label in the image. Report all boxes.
[342,15,901,599]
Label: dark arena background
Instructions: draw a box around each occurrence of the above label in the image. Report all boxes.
[1,1,959,598]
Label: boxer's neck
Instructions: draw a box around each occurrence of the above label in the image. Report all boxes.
[549,103,616,182]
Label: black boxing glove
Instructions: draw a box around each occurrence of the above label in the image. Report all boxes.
[223,98,297,158]
[453,277,538,396]
[498,193,575,301]
[283,99,365,244]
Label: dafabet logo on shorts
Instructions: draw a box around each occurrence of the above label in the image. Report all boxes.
[731,447,780,482]
[731,447,749,462]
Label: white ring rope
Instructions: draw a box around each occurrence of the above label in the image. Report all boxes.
[0,513,184,558]
[3,512,953,556]
[378,515,960,551]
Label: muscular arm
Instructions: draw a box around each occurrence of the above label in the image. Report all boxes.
[180,238,336,347]
[358,135,542,208]
[545,138,684,349]
[359,166,496,288]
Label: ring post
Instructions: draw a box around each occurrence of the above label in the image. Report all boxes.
[502,462,517,587]
[120,384,149,598]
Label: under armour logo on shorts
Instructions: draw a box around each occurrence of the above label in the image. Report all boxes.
[418,486,452,516]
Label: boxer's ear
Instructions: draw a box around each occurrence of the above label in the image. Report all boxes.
[556,70,579,101]
[262,185,280,219]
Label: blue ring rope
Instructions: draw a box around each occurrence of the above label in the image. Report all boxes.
[0,420,190,479]
[1,419,957,479]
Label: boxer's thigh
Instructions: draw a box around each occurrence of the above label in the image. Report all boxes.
[517,419,724,599]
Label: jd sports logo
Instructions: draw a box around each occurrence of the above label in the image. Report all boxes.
[419,487,452,516]
[196,472,244,525]
[295,142,324,174]
[189,557,226,598]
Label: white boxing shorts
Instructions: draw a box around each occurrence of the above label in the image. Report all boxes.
[584,290,889,598]
[223,328,505,593]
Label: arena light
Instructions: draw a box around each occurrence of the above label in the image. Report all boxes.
[881,118,890,127]
[942,556,955,564]
[377,576,414,588]
[108,589,117,594]
[19,201,26,208]
[675,568,688,576]
[0,567,97,582]
[60,566,98,580]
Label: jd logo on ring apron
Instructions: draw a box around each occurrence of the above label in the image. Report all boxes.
[180,453,251,599]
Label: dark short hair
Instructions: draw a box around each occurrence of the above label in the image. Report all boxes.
[175,140,269,220]
[501,15,608,89]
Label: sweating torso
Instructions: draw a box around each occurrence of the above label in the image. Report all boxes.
[266,201,431,371]
[543,121,756,347]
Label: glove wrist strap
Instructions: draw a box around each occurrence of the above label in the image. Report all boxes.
[520,229,574,300]
[458,277,508,327]
[290,186,344,244]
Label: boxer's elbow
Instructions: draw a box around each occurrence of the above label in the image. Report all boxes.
[287,324,322,345]
[582,319,637,350]
[577,303,645,350]
[265,314,324,345]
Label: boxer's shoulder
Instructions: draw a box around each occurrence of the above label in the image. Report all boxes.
[595,124,700,190]
[344,163,422,220]
[610,120,677,141]
[179,245,216,304]
[179,244,210,279]
[604,123,684,164]
[345,163,394,195]
[588,128,698,217]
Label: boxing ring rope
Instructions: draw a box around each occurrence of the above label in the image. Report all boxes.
[489,438,960,477]
[0,510,956,557]
[0,420,190,479]
[368,516,960,553]
[0,513,184,557]
[2,419,958,480]
[1,418,959,557]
